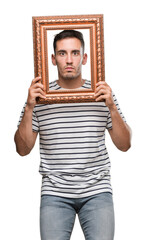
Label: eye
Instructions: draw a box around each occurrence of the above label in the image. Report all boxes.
[72,51,80,56]
[61,52,65,56]
[58,51,66,56]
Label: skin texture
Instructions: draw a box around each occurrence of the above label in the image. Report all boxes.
[14,77,44,156]
[95,81,131,151]
[14,37,131,156]
[51,38,87,89]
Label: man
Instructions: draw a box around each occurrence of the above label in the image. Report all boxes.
[14,30,131,240]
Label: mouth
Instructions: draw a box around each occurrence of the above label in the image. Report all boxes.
[65,66,74,71]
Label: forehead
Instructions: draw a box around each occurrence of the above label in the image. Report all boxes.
[56,37,82,51]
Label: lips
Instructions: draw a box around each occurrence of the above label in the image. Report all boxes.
[65,66,74,71]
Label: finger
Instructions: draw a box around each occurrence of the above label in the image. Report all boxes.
[28,84,44,98]
[31,76,42,85]
[96,81,108,87]
[95,95,104,102]
[96,81,106,85]
[94,89,107,97]
[33,82,44,90]
[33,88,46,97]
[33,92,46,100]
[95,85,107,93]
[95,94,108,102]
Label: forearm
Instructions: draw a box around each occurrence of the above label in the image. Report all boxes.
[14,76,45,156]
[108,104,131,151]
[95,81,131,151]
[14,105,37,156]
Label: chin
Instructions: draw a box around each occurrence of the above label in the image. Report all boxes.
[63,74,76,80]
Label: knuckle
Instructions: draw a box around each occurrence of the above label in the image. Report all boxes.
[32,78,36,84]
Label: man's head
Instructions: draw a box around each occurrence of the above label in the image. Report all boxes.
[52,29,87,83]
[53,29,85,54]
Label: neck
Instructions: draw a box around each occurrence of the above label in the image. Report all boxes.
[57,75,85,89]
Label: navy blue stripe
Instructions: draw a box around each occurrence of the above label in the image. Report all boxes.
[82,86,91,89]
[32,123,38,128]
[35,104,108,113]
[53,86,62,90]
[41,187,112,196]
[40,151,107,161]
[38,115,108,123]
[39,120,107,128]
[40,164,110,177]
[32,118,38,123]
[40,155,108,166]
[37,110,109,119]
[40,132,104,137]
[42,174,110,184]
[40,143,105,151]
[40,148,107,156]
[40,131,104,137]
[40,160,110,172]
[40,153,107,159]
[40,126,105,132]
[42,176,110,185]
[40,139,104,146]
[40,134,104,141]
[41,181,111,191]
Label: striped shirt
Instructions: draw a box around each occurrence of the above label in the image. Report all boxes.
[18,80,126,198]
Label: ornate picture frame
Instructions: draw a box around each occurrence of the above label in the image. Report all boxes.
[32,14,105,104]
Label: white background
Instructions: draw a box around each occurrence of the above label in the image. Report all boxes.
[1,0,146,239]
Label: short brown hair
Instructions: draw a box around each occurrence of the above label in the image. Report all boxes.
[53,29,85,53]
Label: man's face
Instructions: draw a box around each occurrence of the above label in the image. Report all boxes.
[52,37,87,80]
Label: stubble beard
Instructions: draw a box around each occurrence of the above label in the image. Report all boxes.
[59,66,82,81]
[62,73,80,80]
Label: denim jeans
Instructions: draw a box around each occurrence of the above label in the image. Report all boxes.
[40,192,115,240]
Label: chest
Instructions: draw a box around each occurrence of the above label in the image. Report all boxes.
[35,103,109,135]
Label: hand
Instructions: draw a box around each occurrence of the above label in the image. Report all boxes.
[26,76,46,109]
[94,81,115,109]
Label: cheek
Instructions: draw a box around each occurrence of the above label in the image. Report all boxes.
[76,60,82,70]
[74,57,82,66]
[56,60,65,70]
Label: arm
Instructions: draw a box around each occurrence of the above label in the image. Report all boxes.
[95,81,131,152]
[14,106,38,156]
[107,104,131,151]
[14,76,46,156]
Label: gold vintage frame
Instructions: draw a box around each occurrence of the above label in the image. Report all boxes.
[32,14,105,104]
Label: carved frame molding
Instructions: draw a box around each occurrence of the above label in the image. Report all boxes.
[32,14,105,104]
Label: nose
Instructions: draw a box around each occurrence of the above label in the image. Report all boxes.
[66,53,73,64]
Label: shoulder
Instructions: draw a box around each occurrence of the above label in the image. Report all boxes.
[82,79,91,89]
[49,80,61,90]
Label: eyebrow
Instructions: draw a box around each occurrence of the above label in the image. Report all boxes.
[72,50,80,53]
[57,49,81,53]
[57,50,66,53]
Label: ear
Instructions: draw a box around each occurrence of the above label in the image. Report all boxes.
[82,53,87,65]
[52,54,57,66]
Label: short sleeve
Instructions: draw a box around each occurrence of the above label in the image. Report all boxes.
[106,92,126,130]
[17,103,39,132]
